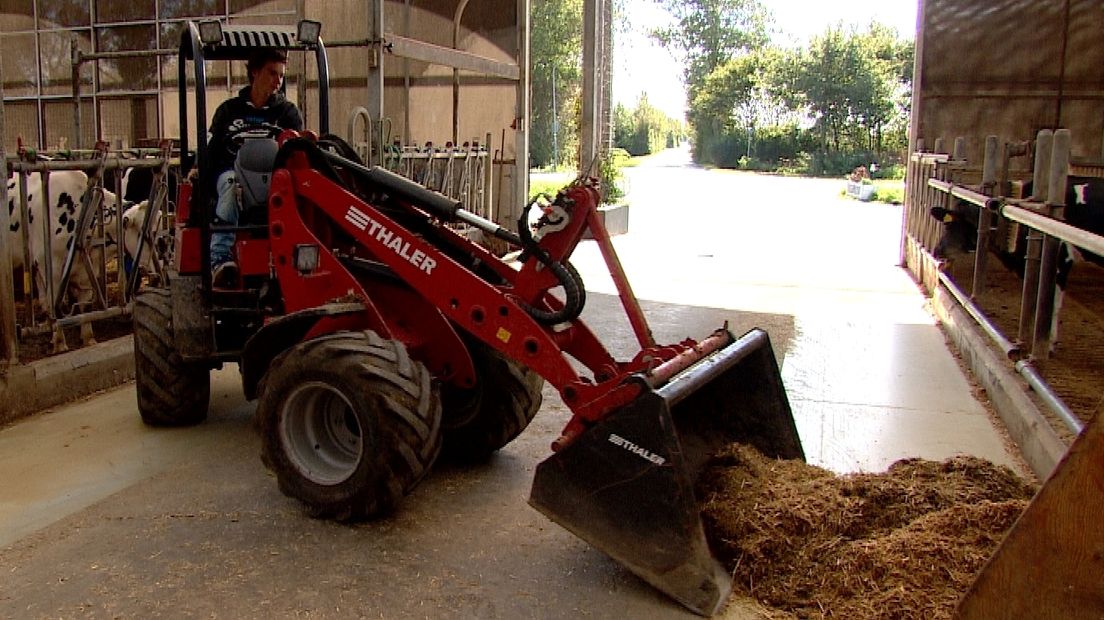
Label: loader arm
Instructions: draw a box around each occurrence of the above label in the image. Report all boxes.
[268,145,682,428]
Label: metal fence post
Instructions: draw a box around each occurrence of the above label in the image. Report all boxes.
[1018,131,1054,346]
[932,157,949,250]
[1032,130,1054,201]
[973,135,999,297]
[906,154,919,238]
[953,136,967,161]
[0,63,17,366]
[1033,128,1071,359]
[918,156,930,249]
[924,157,938,251]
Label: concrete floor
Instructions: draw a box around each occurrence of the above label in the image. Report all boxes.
[0,148,1023,618]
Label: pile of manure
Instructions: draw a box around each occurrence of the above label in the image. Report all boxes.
[699,445,1036,619]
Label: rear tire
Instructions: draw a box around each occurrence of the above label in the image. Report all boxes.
[133,287,210,426]
[257,331,442,520]
[442,338,544,463]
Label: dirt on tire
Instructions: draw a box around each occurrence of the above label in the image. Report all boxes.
[440,337,544,463]
[133,287,211,426]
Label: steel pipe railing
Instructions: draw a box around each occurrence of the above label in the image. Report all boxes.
[9,157,176,174]
[1015,360,1085,435]
[1001,203,1104,257]
[926,178,994,209]
[937,270,1020,360]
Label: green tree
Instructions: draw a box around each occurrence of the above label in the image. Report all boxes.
[613,94,678,156]
[774,26,853,152]
[530,0,583,169]
[861,23,914,154]
[688,52,757,163]
[613,103,635,150]
[687,48,799,166]
[774,24,912,157]
[651,0,770,94]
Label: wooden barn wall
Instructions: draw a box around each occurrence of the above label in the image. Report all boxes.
[913,0,1104,164]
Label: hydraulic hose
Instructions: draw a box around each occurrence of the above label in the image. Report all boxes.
[515,199,586,325]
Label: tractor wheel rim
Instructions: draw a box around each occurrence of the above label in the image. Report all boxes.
[279,381,364,485]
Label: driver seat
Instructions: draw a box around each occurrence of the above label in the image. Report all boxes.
[234,137,279,211]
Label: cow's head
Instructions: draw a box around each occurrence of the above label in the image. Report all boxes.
[120,201,161,274]
[929,205,976,261]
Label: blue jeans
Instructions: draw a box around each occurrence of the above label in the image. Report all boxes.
[210,169,238,266]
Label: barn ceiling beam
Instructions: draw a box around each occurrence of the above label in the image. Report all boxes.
[383,33,520,81]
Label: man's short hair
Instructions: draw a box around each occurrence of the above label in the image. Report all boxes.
[247,48,289,79]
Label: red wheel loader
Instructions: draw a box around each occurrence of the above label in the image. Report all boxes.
[135,20,805,616]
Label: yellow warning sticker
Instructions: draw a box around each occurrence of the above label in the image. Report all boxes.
[496,327,511,343]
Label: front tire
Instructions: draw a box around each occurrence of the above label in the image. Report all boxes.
[257,331,442,520]
[442,338,544,463]
[133,287,210,426]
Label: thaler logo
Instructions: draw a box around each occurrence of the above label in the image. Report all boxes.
[344,206,437,275]
[608,433,666,466]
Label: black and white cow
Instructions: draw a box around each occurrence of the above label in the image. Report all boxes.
[118,199,164,280]
[118,165,173,280]
[931,176,1104,350]
[120,165,177,206]
[5,170,148,349]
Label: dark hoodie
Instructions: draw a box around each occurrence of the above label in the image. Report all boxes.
[207,85,303,174]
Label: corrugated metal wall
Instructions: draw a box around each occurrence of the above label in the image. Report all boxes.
[912,0,1104,164]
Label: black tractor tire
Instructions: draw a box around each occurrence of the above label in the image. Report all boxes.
[257,331,442,521]
[442,338,544,463]
[133,287,211,426]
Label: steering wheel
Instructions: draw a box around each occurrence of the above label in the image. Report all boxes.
[222,122,285,159]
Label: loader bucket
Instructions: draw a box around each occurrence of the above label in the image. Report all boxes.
[529,328,804,616]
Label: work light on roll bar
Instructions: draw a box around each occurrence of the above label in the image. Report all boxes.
[198,20,223,45]
[297,20,322,45]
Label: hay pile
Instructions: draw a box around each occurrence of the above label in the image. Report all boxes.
[699,446,1037,619]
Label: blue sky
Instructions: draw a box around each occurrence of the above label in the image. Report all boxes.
[613,0,920,118]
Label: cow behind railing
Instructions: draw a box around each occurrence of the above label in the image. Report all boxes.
[903,131,1104,442]
[3,147,175,355]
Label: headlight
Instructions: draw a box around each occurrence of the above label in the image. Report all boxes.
[294,244,320,273]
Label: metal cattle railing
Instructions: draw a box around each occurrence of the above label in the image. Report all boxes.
[903,129,1102,437]
[347,107,495,223]
[1,142,176,356]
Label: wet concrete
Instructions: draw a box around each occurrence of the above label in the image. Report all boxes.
[0,337,134,427]
[0,146,1023,618]
[0,369,245,548]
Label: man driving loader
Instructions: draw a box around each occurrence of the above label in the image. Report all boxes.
[207,48,302,288]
